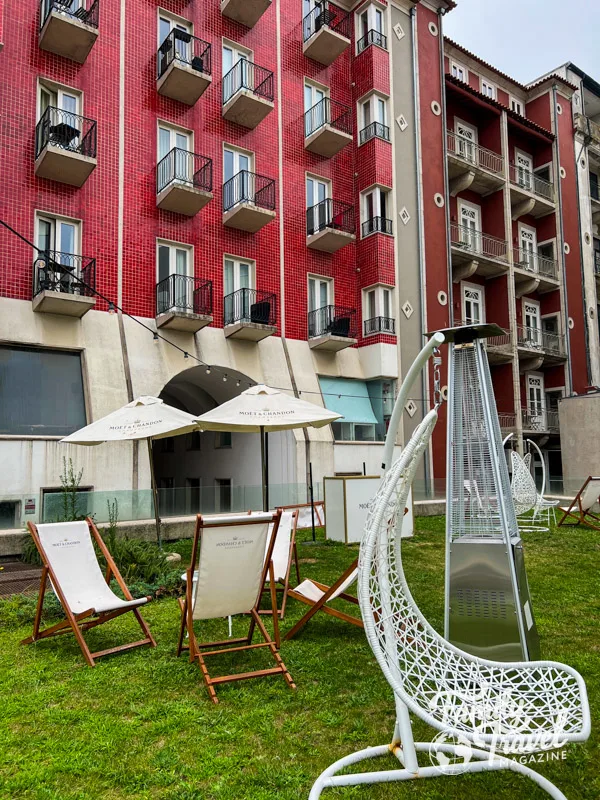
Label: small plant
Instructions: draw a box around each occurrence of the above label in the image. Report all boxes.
[58,457,85,522]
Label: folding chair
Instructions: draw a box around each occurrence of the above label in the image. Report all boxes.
[557,476,600,530]
[260,509,301,619]
[177,511,296,704]
[278,501,325,528]
[22,518,155,667]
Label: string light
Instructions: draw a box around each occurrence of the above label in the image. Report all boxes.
[236,380,241,387]
[205,367,211,375]
[222,375,228,382]
[153,332,159,343]
[184,352,189,359]
[108,301,115,315]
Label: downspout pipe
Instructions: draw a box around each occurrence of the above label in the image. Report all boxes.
[438,7,454,317]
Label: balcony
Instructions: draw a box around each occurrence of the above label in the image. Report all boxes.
[222,61,274,129]
[357,29,387,54]
[305,98,352,158]
[156,275,212,333]
[516,326,567,367]
[522,409,560,434]
[575,113,600,157]
[306,199,355,253]
[359,121,390,146]
[223,171,276,232]
[364,316,395,337]
[32,251,96,317]
[450,223,509,279]
[220,0,271,28]
[223,288,277,341]
[361,216,393,238]
[509,164,555,218]
[39,0,98,63]
[512,247,559,295]
[157,31,211,106]
[302,2,350,66]
[308,305,357,351]
[446,130,505,196]
[499,412,517,435]
[156,149,213,216]
[34,107,97,187]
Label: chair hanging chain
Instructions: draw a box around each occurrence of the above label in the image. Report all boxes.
[432,348,443,409]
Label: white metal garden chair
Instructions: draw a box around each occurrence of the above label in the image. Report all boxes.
[308,409,590,799]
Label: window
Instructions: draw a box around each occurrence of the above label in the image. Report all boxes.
[223,256,255,323]
[590,171,599,201]
[306,174,331,233]
[215,431,232,449]
[361,187,391,236]
[542,315,562,354]
[223,145,253,207]
[451,62,467,83]
[157,123,192,188]
[454,119,478,164]
[0,501,20,531]
[481,80,496,100]
[357,4,386,53]
[38,81,81,121]
[518,225,538,272]
[523,300,541,346]
[359,94,389,144]
[158,13,192,67]
[304,80,328,136]
[215,478,232,512]
[458,201,481,252]
[223,41,251,102]
[186,430,201,450]
[319,376,393,442]
[308,275,332,312]
[461,282,484,326]
[224,256,254,297]
[514,149,534,190]
[363,285,394,335]
[526,373,546,428]
[35,213,82,293]
[158,436,175,453]
[510,97,524,116]
[156,240,192,311]
[0,346,86,436]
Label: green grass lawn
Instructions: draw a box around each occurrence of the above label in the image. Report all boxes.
[1,517,598,800]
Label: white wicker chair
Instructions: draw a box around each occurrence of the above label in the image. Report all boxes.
[308,409,590,799]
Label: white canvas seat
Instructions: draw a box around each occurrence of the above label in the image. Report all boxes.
[261,509,300,618]
[309,409,590,799]
[23,519,155,667]
[558,477,600,530]
[177,511,296,703]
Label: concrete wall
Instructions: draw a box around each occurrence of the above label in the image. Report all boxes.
[558,394,600,492]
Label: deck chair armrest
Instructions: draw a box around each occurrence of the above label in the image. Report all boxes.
[87,518,134,601]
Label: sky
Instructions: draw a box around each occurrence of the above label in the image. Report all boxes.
[443,0,600,85]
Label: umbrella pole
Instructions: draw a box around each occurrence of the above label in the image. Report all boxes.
[309,461,316,542]
[260,425,267,512]
[147,438,162,549]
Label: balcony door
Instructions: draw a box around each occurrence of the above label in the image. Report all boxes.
[461,282,484,326]
[455,119,477,164]
[37,215,80,292]
[223,43,249,101]
[158,125,191,186]
[158,15,191,72]
[39,84,81,149]
[459,201,481,252]
[515,149,534,190]
[157,242,191,312]
[224,146,252,208]
[304,81,327,135]
[306,176,330,233]
[519,225,537,272]
[527,373,546,430]
[308,276,331,313]
[523,300,541,347]
[224,257,254,321]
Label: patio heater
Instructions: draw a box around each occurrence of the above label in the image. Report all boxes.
[442,324,540,662]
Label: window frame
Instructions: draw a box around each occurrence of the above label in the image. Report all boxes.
[157,120,193,160]
[360,185,392,237]
[37,78,82,121]
[450,61,468,83]
[307,274,333,312]
[355,2,386,54]
[35,211,82,256]
[480,79,496,100]
[156,238,193,284]
[362,283,394,331]
[157,8,192,47]
[510,96,524,116]
[223,254,256,297]
[461,280,485,326]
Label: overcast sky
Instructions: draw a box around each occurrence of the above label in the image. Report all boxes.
[443,0,600,85]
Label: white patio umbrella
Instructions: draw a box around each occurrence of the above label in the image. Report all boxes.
[61,396,199,547]
[194,384,342,511]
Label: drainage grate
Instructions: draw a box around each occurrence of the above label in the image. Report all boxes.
[0,561,42,598]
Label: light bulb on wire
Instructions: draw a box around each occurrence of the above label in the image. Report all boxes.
[108,301,115,315]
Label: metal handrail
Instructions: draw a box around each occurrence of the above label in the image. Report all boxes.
[509,163,554,201]
[35,106,97,160]
[450,222,509,262]
[40,0,99,29]
[223,288,276,327]
[222,59,274,104]
[498,413,516,430]
[512,246,559,280]
[156,274,212,317]
[302,2,351,43]
[308,304,357,339]
[361,217,393,237]
[446,130,504,174]
[516,325,566,356]
[522,409,559,432]
[222,170,275,212]
[157,30,211,79]
[359,121,390,145]
[306,198,354,236]
[156,148,212,194]
[364,316,395,336]
[33,251,96,297]
[304,97,352,138]
[357,29,387,53]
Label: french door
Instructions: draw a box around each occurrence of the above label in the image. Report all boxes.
[37,216,80,291]
[158,16,191,67]
[224,257,253,321]
[158,126,191,186]
[462,283,484,326]
[223,44,249,101]
[40,85,80,149]
[519,226,538,272]
[306,176,330,233]
[305,82,327,135]
[459,202,481,252]
[157,243,191,311]
[308,276,331,312]
[224,147,252,207]
[515,150,534,190]
[524,301,541,347]
[527,374,546,430]
[455,120,477,164]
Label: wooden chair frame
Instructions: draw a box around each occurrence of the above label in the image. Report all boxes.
[259,508,301,619]
[22,518,156,667]
[177,512,296,704]
[279,500,325,528]
[557,476,600,530]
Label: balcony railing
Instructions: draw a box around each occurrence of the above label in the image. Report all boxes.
[498,413,516,431]
[40,0,99,29]
[307,199,354,236]
[308,305,357,339]
[302,2,351,43]
[594,251,600,275]
[361,216,392,237]
[509,164,554,201]
[157,30,211,79]
[304,97,352,138]
[575,113,600,148]
[591,181,600,202]
[513,247,559,280]
[364,316,395,336]
[446,130,504,174]
[156,275,212,317]
[33,251,95,297]
[516,325,566,356]
[522,409,559,433]
[359,121,390,145]
[223,170,275,212]
[450,223,509,263]
[35,106,96,160]
[357,29,387,53]
[223,288,276,327]
[222,60,274,105]
[157,148,212,194]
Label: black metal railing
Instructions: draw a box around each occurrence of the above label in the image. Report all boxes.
[306,198,354,236]
[223,288,276,327]
[156,148,212,194]
[222,60,274,105]
[364,316,395,336]
[304,97,352,138]
[361,216,392,237]
[303,2,351,43]
[308,304,357,339]
[40,0,99,30]
[156,275,212,317]
[359,121,390,145]
[33,251,96,297]
[223,170,275,212]
[35,106,97,160]
[157,30,211,79]
[357,29,387,53]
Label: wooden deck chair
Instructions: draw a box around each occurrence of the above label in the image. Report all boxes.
[278,501,325,528]
[22,518,155,667]
[557,476,600,529]
[260,509,301,619]
[176,511,296,704]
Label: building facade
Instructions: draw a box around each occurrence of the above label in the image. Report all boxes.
[0,0,591,528]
